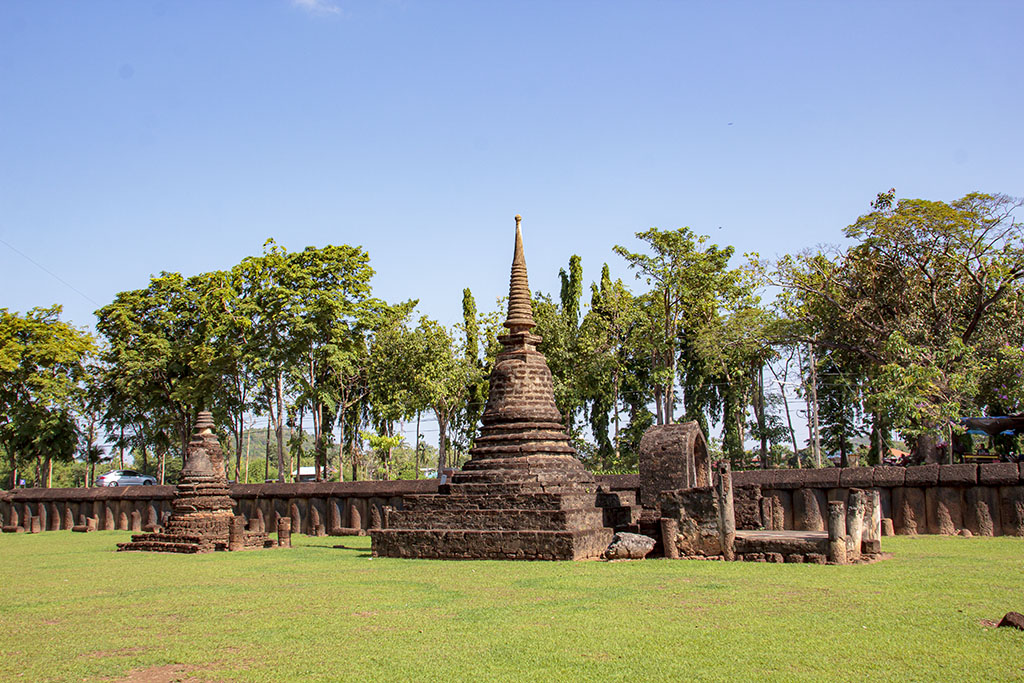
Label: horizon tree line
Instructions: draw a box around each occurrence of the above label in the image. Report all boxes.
[2,190,1023,488]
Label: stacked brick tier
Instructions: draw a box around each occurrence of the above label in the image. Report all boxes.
[371,217,616,560]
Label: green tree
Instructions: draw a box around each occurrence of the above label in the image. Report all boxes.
[0,306,95,488]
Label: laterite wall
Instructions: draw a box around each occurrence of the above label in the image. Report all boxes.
[732,463,1024,537]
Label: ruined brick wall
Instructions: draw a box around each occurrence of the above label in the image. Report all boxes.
[7,467,1019,538]
[0,479,438,535]
[732,463,1024,537]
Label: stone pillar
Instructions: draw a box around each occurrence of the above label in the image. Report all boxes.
[29,516,42,533]
[86,517,98,532]
[289,502,301,536]
[118,511,129,531]
[964,486,998,536]
[660,518,679,559]
[348,502,362,531]
[103,505,115,531]
[862,490,882,553]
[277,517,292,548]
[130,510,142,532]
[893,487,925,535]
[881,518,895,537]
[715,462,736,561]
[48,503,60,531]
[369,503,382,530]
[794,488,824,531]
[145,505,159,531]
[9,506,19,528]
[759,497,772,530]
[827,501,847,565]
[999,486,1024,536]
[328,499,342,534]
[36,503,47,532]
[229,516,246,551]
[846,489,866,562]
[310,506,325,536]
[256,508,266,534]
[62,506,74,531]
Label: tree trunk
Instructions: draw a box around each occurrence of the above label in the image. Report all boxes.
[808,345,822,467]
[338,398,346,482]
[780,382,800,468]
[414,411,421,479]
[613,368,621,462]
[757,365,768,469]
[119,426,125,470]
[436,410,448,473]
[294,408,304,482]
[158,448,165,485]
[243,426,251,484]
[264,418,272,482]
[45,455,52,488]
[275,373,286,482]
[234,414,245,482]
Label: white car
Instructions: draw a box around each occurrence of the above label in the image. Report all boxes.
[96,470,157,487]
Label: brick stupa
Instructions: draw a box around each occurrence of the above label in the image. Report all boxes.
[118,412,272,553]
[371,216,616,560]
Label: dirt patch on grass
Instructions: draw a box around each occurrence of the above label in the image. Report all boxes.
[979,618,999,628]
[110,664,200,682]
[82,647,148,659]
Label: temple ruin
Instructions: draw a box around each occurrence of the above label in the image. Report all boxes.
[117,412,274,553]
[371,216,636,560]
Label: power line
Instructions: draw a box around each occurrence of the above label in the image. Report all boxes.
[0,236,101,307]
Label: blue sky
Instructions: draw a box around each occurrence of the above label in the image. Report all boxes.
[2,1,1022,335]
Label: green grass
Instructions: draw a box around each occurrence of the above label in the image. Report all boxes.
[0,532,1022,681]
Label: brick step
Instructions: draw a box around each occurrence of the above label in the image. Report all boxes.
[401,492,595,512]
[386,506,605,531]
[438,482,600,496]
[370,527,614,561]
[117,540,202,553]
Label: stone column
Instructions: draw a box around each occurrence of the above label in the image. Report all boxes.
[660,518,680,559]
[862,490,882,554]
[289,502,301,536]
[277,517,292,548]
[228,515,246,551]
[48,503,60,531]
[86,517,98,532]
[348,502,362,531]
[29,516,42,533]
[715,462,736,561]
[130,510,142,532]
[62,506,73,531]
[827,501,847,565]
[846,490,866,562]
[759,497,773,530]
[369,503,382,530]
[328,499,342,534]
[103,505,115,531]
[310,506,325,536]
[118,511,129,531]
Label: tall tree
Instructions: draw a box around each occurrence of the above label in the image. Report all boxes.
[0,306,95,488]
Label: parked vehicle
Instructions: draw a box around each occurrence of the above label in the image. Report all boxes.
[95,470,157,487]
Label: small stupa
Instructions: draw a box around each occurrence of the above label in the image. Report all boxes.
[118,412,272,553]
[371,216,616,560]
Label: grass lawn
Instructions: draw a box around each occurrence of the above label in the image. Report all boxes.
[0,531,1022,682]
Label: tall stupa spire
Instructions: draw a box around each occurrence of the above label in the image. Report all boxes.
[504,215,536,333]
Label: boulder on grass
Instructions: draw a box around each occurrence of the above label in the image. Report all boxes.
[998,612,1024,631]
[604,532,656,560]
